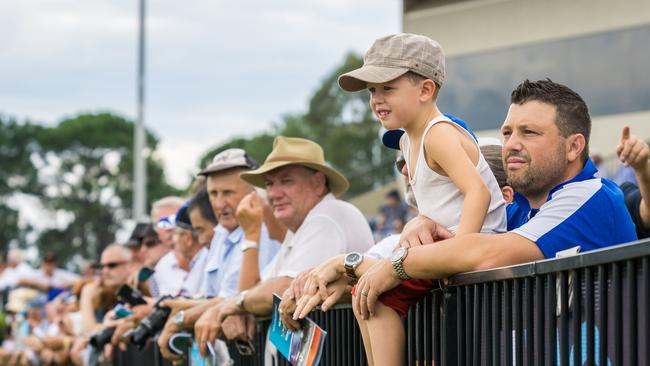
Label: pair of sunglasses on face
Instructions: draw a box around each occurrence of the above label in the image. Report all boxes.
[97,261,128,270]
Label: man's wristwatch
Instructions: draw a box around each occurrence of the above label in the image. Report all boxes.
[343,252,364,279]
[174,310,185,329]
[235,290,250,312]
[241,239,259,252]
[391,247,411,280]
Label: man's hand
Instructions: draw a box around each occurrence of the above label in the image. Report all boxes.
[302,256,345,301]
[617,125,649,171]
[236,192,264,242]
[400,215,454,248]
[222,314,256,341]
[157,320,183,362]
[279,289,300,331]
[110,318,137,351]
[285,269,312,302]
[294,276,350,321]
[194,305,222,357]
[353,259,401,320]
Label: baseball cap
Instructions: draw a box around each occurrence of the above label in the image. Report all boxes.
[338,33,445,92]
[174,203,192,231]
[198,148,259,176]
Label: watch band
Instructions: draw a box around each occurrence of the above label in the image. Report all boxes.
[241,239,259,252]
[236,290,250,312]
[392,249,411,280]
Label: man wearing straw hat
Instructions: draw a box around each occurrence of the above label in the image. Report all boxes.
[193,136,374,355]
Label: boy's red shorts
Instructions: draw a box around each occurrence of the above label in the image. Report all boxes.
[352,279,440,317]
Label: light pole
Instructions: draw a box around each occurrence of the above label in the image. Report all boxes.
[133,0,147,221]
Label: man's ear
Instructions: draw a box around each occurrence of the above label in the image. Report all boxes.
[566,134,586,163]
[419,79,436,102]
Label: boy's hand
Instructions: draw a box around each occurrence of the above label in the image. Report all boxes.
[399,215,454,248]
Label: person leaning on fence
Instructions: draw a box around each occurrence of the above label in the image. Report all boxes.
[616,125,650,239]
[156,148,281,362]
[192,136,374,357]
[295,79,638,366]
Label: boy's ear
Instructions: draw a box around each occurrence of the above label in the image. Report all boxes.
[419,79,436,102]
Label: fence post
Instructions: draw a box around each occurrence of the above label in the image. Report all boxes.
[441,287,458,366]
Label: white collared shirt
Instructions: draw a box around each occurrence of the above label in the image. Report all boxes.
[179,247,209,298]
[261,193,374,280]
[153,251,188,297]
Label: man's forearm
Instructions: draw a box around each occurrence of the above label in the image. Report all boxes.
[243,277,293,316]
[401,233,544,279]
[184,297,221,327]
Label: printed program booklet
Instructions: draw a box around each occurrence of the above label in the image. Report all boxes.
[268,294,327,366]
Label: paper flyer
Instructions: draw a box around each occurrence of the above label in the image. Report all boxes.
[268,294,327,366]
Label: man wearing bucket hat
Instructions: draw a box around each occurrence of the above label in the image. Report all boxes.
[192,136,374,356]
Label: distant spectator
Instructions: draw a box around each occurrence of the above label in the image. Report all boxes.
[149,197,186,297]
[18,253,79,301]
[617,125,650,239]
[591,152,610,179]
[0,249,37,291]
[375,189,408,239]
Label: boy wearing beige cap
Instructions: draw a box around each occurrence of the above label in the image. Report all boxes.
[339,33,506,365]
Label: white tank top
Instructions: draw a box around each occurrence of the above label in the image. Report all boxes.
[402,115,507,234]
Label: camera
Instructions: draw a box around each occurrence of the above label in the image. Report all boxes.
[116,284,147,306]
[89,326,116,350]
[129,295,172,349]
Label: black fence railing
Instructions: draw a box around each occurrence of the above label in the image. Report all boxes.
[114,238,650,365]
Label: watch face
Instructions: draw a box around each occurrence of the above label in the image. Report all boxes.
[391,247,406,262]
[346,252,361,264]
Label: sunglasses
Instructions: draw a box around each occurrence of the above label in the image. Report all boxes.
[99,261,128,270]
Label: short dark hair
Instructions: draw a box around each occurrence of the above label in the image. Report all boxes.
[188,187,218,226]
[480,145,507,188]
[510,79,591,162]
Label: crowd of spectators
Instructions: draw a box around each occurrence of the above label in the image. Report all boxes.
[0,33,649,366]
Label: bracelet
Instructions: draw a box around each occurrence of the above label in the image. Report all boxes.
[241,239,259,252]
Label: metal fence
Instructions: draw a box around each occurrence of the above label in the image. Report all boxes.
[115,238,650,365]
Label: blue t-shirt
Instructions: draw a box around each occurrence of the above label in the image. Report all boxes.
[506,158,637,258]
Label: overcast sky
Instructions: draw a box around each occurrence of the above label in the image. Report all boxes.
[0,1,400,188]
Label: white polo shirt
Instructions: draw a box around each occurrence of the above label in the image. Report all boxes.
[261,194,374,280]
[179,247,209,298]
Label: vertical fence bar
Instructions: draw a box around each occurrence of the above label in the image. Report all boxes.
[626,260,637,366]
[534,275,544,366]
[433,291,441,365]
[424,293,431,364]
[442,288,459,366]
[597,265,608,366]
[407,303,415,365]
[585,267,595,366]
[613,262,622,366]
[559,271,569,366]
[504,280,512,366]
[513,279,522,366]
[523,277,533,365]
[571,269,581,366]
[455,286,465,366]
[483,283,492,366]
[546,273,557,366]
[491,282,500,366]
[473,284,481,366]
[639,257,650,364]
[465,286,473,366]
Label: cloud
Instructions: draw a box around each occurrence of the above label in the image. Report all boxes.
[0,0,399,188]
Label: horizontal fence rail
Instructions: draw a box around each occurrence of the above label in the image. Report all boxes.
[113,238,650,365]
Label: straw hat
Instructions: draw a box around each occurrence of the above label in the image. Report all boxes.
[239,136,349,196]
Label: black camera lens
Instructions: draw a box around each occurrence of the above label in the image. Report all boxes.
[128,296,172,349]
[89,326,116,349]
